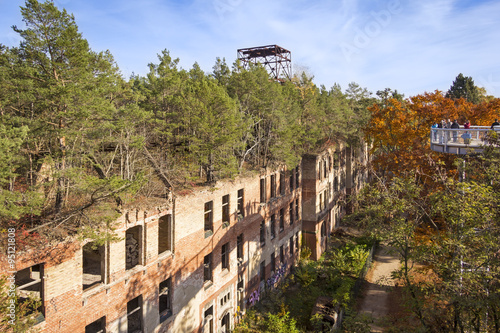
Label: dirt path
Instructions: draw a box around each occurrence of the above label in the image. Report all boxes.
[357,245,400,332]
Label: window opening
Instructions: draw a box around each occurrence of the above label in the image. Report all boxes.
[222,195,230,227]
[237,189,244,218]
[295,166,299,188]
[270,174,276,199]
[127,296,142,333]
[126,226,142,270]
[16,264,44,323]
[260,178,266,203]
[279,171,285,195]
[270,214,276,239]
[204,306,214,333]
[260,221,266,246]
[221,242,229,270]
[279,208,284,232]
[85,316,105,333]
[159,278,172,322]
[221,312,230,333]
[204,253,212,283]
[83,242,104,290]
[158,214,172,255]
[237,234,243,262]
[204,201,213,237]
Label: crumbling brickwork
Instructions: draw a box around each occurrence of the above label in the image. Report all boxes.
[1,144,369,333]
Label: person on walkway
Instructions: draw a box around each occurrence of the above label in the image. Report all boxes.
[432,123,438,142]
[451,119,460,142]
[461,131,472,144]
[491,119,500,129]
[463,120,470,129]
[440,119,447,143]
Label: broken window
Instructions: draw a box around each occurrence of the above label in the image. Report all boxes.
[222,194,230,227]
[221,312,230,333]
[279,171,285,196]
[204,253,212,283]
[237,189,244,218]
[260,178,266,203]
[280,245,284,263]
[289,202,294,225]
[127,296,143,333]
[237,277,245,312]
[279,209,284,232]
[271,252,276,274]
[204,201,213,237]
[295,199,299,221]
[158,214,173,255]
[270,174,276,198]
[159,278,172,322]
[85,316,105,333]
[260,221,266,246]
[83,242,105,290]
[295,166,300,188]
[221,242,229,270]
[16,264,44,323]
[204,306,214,333]
[126,226,142,270]
[270,215,276,239]
[237,234,243,263]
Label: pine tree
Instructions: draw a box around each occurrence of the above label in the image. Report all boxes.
[446,73,481,104]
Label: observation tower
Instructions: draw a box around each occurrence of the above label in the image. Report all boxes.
[237,45,292,81]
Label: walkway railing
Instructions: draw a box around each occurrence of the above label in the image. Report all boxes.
[430,126,499,154]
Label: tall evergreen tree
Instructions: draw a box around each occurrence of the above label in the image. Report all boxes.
[446,73,481,104]
[2,0,141,236]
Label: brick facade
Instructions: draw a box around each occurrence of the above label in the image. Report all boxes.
[1,143,369,333]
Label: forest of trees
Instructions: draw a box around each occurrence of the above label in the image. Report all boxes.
[2,1,500,332]
[349,81,500,331]
[0,0,374,244]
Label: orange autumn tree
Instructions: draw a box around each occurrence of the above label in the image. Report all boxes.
[365,90,500,183]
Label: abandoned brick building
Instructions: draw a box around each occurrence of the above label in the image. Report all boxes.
[6,143,369,333]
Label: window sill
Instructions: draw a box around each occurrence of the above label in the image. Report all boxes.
[204,281,213,290]
[204,230,213,238]
[221,268,229,277]
[222,222,230,229]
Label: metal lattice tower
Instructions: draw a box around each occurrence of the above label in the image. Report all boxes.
[237,45,292,81]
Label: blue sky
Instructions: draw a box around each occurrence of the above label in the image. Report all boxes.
[1,0,500,97]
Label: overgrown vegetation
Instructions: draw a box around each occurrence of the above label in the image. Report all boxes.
[0,276,40,333]
[234,232,375,332]
[348,90,500,331]
[0,0,374,243]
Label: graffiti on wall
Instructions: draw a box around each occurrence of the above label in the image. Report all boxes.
[246,262,288,306]
[266,263,287,289]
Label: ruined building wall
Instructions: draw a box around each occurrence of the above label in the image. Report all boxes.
[2,142,369,333]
